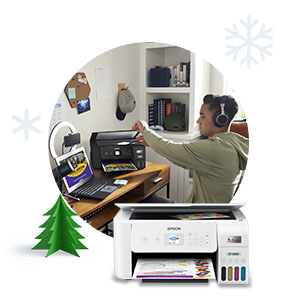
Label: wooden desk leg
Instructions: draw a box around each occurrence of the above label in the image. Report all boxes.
[166,182,170,198]
[105,224,110,236]
[101,224,113,237]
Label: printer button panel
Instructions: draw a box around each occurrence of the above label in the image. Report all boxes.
[131,222,217,253]
[187,232,211,247]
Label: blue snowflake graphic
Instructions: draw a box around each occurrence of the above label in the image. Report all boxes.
[225,15,273,69]
[12,108,41,141]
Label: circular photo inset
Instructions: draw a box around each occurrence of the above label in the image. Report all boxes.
[48,42,249,236]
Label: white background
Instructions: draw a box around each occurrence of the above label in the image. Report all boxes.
[1,0,294,296]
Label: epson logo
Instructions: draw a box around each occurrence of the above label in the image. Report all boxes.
[167,227,181,231]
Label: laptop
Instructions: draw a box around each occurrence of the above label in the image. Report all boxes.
[55,147,120,200]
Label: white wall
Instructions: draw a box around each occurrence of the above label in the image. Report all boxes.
[210,65,225,95]
[193,57,212,125]
[49,43,143,166]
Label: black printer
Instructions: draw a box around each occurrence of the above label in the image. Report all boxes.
[90,130,146,170]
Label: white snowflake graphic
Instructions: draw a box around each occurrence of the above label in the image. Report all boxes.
[225,15,273,69]
[12,108,41,141]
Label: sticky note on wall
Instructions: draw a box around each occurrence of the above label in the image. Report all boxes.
[68,88,76,99]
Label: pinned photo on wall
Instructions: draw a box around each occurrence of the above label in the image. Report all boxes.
[77,98,91,114]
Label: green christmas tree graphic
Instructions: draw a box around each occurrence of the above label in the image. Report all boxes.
[32,194,87,257]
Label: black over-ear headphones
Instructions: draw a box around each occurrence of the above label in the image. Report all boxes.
[213,97,229,127]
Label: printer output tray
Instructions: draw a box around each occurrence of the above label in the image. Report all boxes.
[132,257,216,281]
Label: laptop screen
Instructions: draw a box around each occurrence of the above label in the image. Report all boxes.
[55,147,93,193]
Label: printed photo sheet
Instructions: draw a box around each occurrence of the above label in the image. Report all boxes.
[133,258,215,279]
[102,160,137,172]
[170,213,230,220]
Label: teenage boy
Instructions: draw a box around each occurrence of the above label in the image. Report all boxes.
[132,94,249,203]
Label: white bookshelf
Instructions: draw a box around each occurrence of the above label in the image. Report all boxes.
[140,42,213,202]
[142,43,210,141]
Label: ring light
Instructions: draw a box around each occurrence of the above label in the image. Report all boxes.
[49,121,77,160]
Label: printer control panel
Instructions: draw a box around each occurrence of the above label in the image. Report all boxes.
[163,232,211,247]
[131,222,217,253]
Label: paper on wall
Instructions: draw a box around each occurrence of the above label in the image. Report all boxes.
[95,67,113,101]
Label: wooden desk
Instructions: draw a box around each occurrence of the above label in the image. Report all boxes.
[65,162,170,231]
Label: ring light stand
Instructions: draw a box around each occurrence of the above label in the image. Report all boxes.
[49,121,80,201]
[49,121,78,160]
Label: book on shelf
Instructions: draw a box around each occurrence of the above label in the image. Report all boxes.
[148,98,185,128]
[180,103,185,118]
[153,99,159,125]
[166,103,172,115]
[148,103,154,126]
[173,67,177,87]
[166,61,190,87]
[176,62,190,87]
[168,66,174,87]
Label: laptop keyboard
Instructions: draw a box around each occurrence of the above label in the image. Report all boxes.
[74,178,111,196]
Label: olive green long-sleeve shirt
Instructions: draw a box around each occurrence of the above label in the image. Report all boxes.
[142,128,249,203]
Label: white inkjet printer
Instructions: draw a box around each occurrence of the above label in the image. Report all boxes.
[113,203,249,285]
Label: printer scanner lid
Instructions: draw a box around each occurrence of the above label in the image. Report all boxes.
[115,203,245,213]
[94,130,139,141]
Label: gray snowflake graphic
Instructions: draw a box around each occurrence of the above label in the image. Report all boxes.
[12,108,41,141]
[225,15,273,68]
